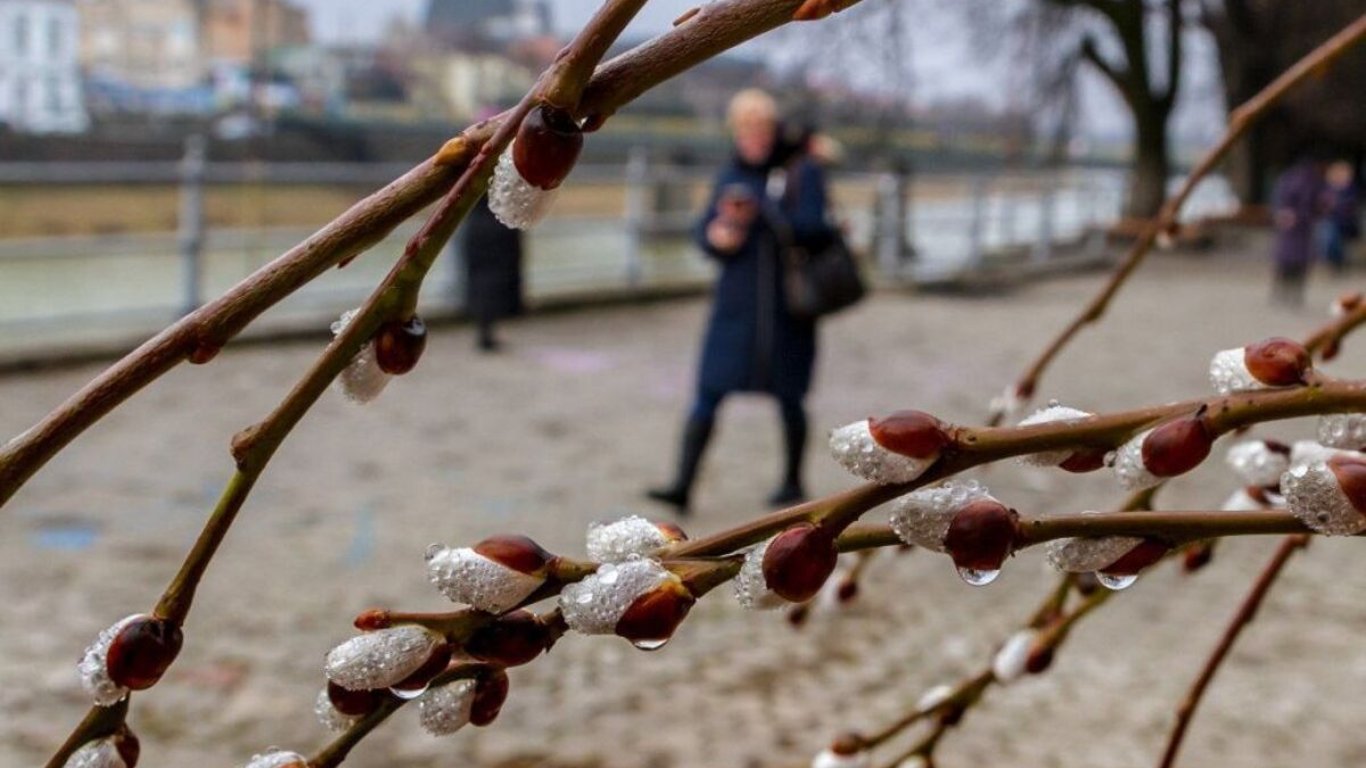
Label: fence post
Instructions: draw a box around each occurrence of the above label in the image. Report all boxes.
[1032,183,1055,263]
[967,176,987,268]
[623,146,648,288]
[875,172,906,277]
[177,134,206,316]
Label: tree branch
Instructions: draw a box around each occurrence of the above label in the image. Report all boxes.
[989,10,1366,424]
[1155,534,1309,768]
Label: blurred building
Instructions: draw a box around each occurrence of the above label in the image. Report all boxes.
[425,0,550,47]
[77,0,202,89]
[0,0,88,132]
[202,0,308,66]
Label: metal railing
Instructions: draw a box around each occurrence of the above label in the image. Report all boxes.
[0,147,1238,362]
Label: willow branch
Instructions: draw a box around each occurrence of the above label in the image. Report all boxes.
[0,0,841,511]
[1305,294,1366,360]
[1155,534,1309,768]
[989,11,1366,425]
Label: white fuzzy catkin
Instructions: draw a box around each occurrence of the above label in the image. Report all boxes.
[559,558,674,635]
[77,614,140,707]
[1224,441,1290,488]
[1209,347,1266,394]
[313,689,358,733]
[243,749,307,768]
[417,679,476,736]
[330,309,390,403]
[425,545,545,613]
[63,739,129,768]
[324,625,444,691]
[888,480,993,552]
[732,539,787,610]
[586,516,676,563]
[1318,413,1366,450]
[916,683,955,713]
[1110,429,1162,491]
[829,420,937,485]
[1016,403,1092,466]
[811,748,871,768]
[1282,462,1366,535]
[488,144,560,229]
[992,629,1036,684]
[1045,511,1142,572]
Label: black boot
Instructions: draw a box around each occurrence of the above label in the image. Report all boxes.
[647,418,714,515]
[767,408,807,507]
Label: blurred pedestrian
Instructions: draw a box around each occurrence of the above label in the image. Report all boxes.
[1319,159,1360,273]
[459,176,525,352]
[1270,157,1325,308]
[647,89,836,513]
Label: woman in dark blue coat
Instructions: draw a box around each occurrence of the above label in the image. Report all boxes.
[648,90,833,513]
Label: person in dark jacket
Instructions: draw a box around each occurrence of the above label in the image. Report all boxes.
[1320,160,1360,273]
[1270,157,1326,307]
[459,193,524,351]
[647,89,834,513]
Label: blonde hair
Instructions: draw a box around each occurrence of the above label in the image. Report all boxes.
[727,88,778,129]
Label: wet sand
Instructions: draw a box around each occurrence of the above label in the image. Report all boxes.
[3,242,1365,768]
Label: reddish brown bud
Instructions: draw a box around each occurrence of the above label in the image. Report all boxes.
[106,616,183,690]
[473,534,554,576]
[1339,291,1363,312]
[373,316,427,375]
[465,610,551,667]
[1182,541,1215,573]
[1025,642,1055,675]
[512,105,583,190]
[1323,338,1342,361]
[761,523,839,602]
[1327,454,1366,513]
[836,578,859,604]
[113,729,141,768]
[830,731,867,755]
[614,579,696,647]
[1074,571,1101,596]
[469,667,510,726]
[1059,449,1107,473]
[187,341,220,365]
[868,410,949,459]
[943,499,1018,575]
[1141,414,1214,477]
[1100,539,1170,577]
[327,680,385,717]
[654,520,688,543]
[1244,337,1310,387]
[353,609,392,631]
[391,643,453,693]
[787,603,811,627]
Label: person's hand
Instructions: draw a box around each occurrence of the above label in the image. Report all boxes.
[718,194,758,227]
[707,219,746,252]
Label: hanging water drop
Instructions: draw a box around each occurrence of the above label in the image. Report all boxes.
[1096,571,1138,590]
[390,684,428,700]
[956,566,1000,586]
[631,637,669,651]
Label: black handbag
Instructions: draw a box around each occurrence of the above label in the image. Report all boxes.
[769,162,866,318]
[780,230,867,318]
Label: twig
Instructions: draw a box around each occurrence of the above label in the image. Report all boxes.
[989,11,1366,425]
[1304,296,1366,360]
[0,0,839,511]
[1155,534,1310,768]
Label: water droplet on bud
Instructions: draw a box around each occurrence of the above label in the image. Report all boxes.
[1096,572,1138,590]
[956,566,1001,586]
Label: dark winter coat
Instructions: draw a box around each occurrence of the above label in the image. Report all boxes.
[1272,161,1325,268]
[693,155,832,402]
[460,195,524,319]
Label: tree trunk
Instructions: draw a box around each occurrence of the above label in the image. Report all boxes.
[1127,109,1170,219]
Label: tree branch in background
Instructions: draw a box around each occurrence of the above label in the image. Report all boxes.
[1155,534,1309,768]
[988,11,1366,425]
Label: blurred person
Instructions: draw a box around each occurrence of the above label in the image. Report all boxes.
[458,109,525,352]
[1270,156,1325,308]
[1319,160,1360,273]
[647,89,836,513]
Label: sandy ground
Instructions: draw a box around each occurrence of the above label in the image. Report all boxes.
[4,241,1366,768]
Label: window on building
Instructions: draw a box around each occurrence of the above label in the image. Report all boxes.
[47,76,62,113]
[15,14,29,56]
[48,18,62,56]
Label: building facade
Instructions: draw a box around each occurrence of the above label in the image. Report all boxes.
[77,0,204,90]
[0,0,88,132]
